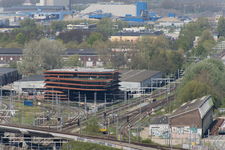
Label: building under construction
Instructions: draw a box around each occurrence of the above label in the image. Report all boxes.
[43,68,121,102]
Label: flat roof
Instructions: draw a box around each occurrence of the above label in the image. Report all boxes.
[112,31,162,37]
[170,95,213,118]
[150,116,169,125]
[66,49,97,55]
[48,68,118,73]
[120,70,161,82]
[16,75,45,82]
[0,48,23,54]
[0,68,17,75]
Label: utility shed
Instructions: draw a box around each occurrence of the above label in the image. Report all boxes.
[119,70,162,91]
[169,95,213,136]
[149,116,169,136]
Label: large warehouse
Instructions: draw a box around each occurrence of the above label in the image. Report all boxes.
[169,95,213,137]
[44,68,120,101]
[119,70,162,91]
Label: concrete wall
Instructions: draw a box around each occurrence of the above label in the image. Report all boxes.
[149,124,169,136]
[53,0,70,9]
[202,107,213,135]
[141,72,162,87]
[119,81,140,90]
[14,81,45,92]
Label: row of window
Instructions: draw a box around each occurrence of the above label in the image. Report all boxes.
[0,57,22,61]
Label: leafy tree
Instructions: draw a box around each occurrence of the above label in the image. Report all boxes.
[176,58,225,108]
[50,21,65,31]
[217,16,225,37]
[180,42,189,52]
[195,44,206,57]
[177,80,210,104]
[97,17,114,36]
[9,61,17,68]
[87,32,104,45]
[18,39,66,75]
[84,116,101,134]
[19,18,37,29]
[66,54,83,67]
[198,30,214,45]
[16,33,26,45]
[57,30,92,44]
[218,36,225,42]
[168,26,175,33]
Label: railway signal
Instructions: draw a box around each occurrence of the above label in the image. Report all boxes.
[47,117,50,121]
[127,116,129,122]
[78,119,80,126]
[104,112,106,119]
[57,118,61,122]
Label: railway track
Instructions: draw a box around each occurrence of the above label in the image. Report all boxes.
[60,85,177,132]
[120,95,175,138]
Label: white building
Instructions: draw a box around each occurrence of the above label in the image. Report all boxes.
[149,116,169,136]
[36,0,70,9]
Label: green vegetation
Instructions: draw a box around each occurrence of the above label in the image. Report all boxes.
[177,58,225,108]
[84,116,101,134]
[66,54,83,67]
[17,39,65,75]
[61,140,120,150]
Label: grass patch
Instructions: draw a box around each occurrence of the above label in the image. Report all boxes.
[61,140,120,150]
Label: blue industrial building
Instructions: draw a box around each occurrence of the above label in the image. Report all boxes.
[89,13,111,19]
[124,2,162,23]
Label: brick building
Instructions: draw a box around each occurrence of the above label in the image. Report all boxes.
[0,48,102,67]
[169,95,213,137]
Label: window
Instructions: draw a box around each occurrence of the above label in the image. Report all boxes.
[3,61,5,64]
[86,61,93,67]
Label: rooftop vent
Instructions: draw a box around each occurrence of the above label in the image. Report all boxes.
[201,96,206,101]
[191,99,197,104]
[181,102,187,106]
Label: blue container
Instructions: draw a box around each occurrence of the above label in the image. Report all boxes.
[24,100,33,107]
[150,12,156,17]
[136,2,147,16]
[89,13,111,19]
[168,13,175,18]
[124,17,144,22]
[125,14,132,17]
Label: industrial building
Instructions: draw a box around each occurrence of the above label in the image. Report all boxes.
[0,68,21,86]
[14,75,45,93]
[157,17,184,27]
[36,0,71,10]
[111,31,162,42]
[119,70,162,91]
[81,3,136,17]
[43,68,120,101]
[169,95,213,137]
